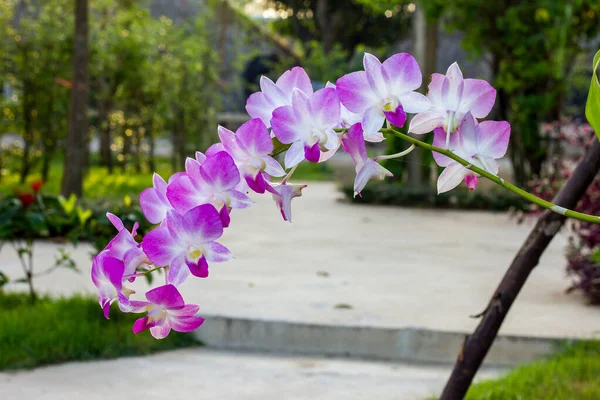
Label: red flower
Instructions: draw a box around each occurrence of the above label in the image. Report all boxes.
[18,193,35,208]
[30,179,44,193]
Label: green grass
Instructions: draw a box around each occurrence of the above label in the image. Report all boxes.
[0,155,333,201]
[0,291,201,370]
[437,341,600,400]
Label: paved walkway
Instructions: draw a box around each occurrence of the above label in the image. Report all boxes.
[2,182,598,338]
[0,348,502,400]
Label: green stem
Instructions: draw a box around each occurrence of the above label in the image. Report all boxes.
[384,127,600,224]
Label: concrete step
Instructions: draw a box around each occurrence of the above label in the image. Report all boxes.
[195,315,565,367]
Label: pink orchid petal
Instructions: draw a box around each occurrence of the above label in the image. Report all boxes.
[146,284,185,309]
[432,127,461,167]
[437,162,469,194]
[245,171,267,193]
[361,105,386,136]
[106,213,125,231]
[142,225,184,266]
[307,87,341,128]
[341,123,367,166]
[383,104,407,128]
[408,109,446,134]
[276,66,313,96]
[132,317,150,334]
[465,174,478,190]
[236,118,273,156]
[363,53,387,98]
[200,152,241,192]
[459,79,496,118]
[284,141,305,169]
[381,52,422,94]
[167,256,191,286]
[150,323,172,339]
[398,91,431,114]
[336,71,378,113]
[354,159,393,196]
[166,175,207,215]
[180,204,224,244]
[226,189,254,209]
[304,142,321,163]
[219,206,231,228]
[262,156,286,177]
[187,256,209,278]
[203,241,232,263]
[476,121,511,158]
[427,73,446,108]
[271,104,301,144]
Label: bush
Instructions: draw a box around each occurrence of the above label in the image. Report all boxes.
[0,292,200,370]
[526,122,600,304]
[342,182,529,212]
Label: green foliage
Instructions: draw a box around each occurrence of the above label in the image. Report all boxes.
[0,292,200,370]
[462,341,600,400]
[585,50,600,141]
[267,0,414,55]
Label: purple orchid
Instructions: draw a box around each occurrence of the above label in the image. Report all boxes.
[102,213,149,279]
[167,151,253,216]
[336,53,431,137]
[142,204,231,286]
[246,66,313,128]
[139,173,172,224]
[218,118,285,194]
[409,62,496,139]
[271,87,341,168]
[91,250,134,318]
[267,181,307,223]
[341,123,393,196]
[131,284,204,339]
[432,113,510,193]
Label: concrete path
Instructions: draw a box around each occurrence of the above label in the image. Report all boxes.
[0,348,502,400]
[2,182,596,339]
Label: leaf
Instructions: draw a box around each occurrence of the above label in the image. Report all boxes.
[58,194,77,215]
[76,207,92,225]
[585,49,600,142]
[591,249,600,264]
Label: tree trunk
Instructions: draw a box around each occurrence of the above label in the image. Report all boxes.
[409,3,438,186]
[134,127,142,174]
[20,77,34,184]
[440,140,600,399]
[61,0,89,197]
[147,121,156,172]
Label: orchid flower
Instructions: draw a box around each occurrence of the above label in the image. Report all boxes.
[217,118,285,194]
[409,63,496,148]
[91,250,134,318]
[246,66,313,128]
[433,113,510,193]
[341,123,393,196]
[142,204,231,286]
[131,284,204,339]
[336,53,431,137]
[267,181,307,222]
[167,151,253,216]
[139,173,172,224]
[271,87,341,168]
[103,213,149,279]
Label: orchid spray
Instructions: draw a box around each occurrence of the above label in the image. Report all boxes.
[93,52,600,338]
